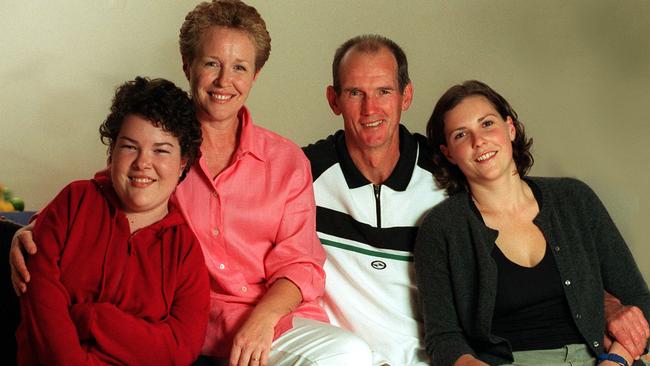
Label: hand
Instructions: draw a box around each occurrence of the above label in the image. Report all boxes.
[229,279,302,366]
[604,292,650,359]
[606,340,634,366]
[453,354,489,366]
[10,222,37,296]
[229,313,275,366]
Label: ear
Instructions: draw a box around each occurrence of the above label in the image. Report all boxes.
[440,144,457,165]
[506,116,516,142]
[180,158,189,177]
[326,86,342,115]
[253,67,262,82]
[401,82,414,111]
[182,58,191,81]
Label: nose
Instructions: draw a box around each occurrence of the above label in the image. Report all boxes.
[213,68,230,87]
[132,151,151,170]
[361,95,378,116]
[472,132,487,148]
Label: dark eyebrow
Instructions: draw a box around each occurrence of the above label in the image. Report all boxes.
[153,142,175,148]
[118,136,175,147]
[118,136,137,143]
[477,113,498,122]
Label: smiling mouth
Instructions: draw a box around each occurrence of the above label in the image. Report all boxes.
[476,151,497,162]
[209,92,233,101]
[129,176,156,187]
[362,119,385,128]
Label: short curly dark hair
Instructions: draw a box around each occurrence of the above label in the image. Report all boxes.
[426,80,534,196]
[99,76,202,181]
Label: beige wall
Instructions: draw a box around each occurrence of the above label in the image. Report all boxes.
[1,1,648,280]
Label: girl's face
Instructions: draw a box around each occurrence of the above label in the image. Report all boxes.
[110,114,185,217]
[441,95,517,185]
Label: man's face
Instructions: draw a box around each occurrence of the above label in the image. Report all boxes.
[327,47,412,154]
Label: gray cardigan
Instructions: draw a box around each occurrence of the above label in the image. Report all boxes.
[414,177,650,366]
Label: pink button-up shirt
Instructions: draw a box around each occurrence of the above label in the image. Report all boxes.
[174,107,328,357]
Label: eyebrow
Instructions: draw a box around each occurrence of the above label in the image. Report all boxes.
[118,136,176,147]
[342,86,395,92]
[477,113,498,122]
[447,113,499,135]
[205,55,251,64]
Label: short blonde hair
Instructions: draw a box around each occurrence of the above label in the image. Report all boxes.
[179,0,271,71]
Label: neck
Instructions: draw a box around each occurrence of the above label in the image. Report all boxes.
[468,173,532,214]
[201,121,239,152]
[200,119,240,178]
[346,139,400,185]
[125,205,168,233]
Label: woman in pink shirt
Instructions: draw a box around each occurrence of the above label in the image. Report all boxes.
[12,1,371,365]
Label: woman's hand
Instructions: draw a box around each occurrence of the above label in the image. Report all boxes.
[228,278,302,366]
[10,221,37,295]
[229,311,276,366]
[453,354,489,366]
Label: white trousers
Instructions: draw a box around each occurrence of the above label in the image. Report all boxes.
[268,317,373,366]
[193,318,372,366]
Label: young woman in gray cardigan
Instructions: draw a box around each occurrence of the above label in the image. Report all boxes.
[415,80,650,366]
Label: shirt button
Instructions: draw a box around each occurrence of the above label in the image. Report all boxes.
[554,246,560,252]
[564,280,571,286]
[212,228,220,236]
[575,313,581,319]
[593,341,599,348]
[241,286,248,292]
[219,263,225,270]
[212,191,218,198]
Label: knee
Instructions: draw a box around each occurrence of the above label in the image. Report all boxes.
[321,330,372,365]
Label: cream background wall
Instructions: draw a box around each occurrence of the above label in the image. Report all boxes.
[1,1,648,281]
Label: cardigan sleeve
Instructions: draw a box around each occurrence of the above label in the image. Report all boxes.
[263,152,326,302]
[414,211,477,366]
[18,183,106,365]
[578,181,650,323]
[69,228,210,366]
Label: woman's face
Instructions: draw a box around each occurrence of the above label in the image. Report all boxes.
[110,114,185,217]
[441,95,517,184]
[184,26,259,126]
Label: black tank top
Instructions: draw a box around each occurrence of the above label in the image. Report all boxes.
[490,244,584,351]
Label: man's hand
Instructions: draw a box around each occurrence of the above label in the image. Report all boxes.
[10,221,37,296]
[604,291,650,359]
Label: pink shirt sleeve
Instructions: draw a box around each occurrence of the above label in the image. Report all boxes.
[263,153,326,302]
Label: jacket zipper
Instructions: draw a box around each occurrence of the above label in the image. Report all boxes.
[373,184,382,228]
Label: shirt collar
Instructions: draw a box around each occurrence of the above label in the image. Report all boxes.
[334,124,417,191]
[234,106,265,162]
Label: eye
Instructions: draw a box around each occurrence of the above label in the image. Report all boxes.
[453,131,466,140]
[481,119,494,127]
[234,64,247,72]
[155,148,171,154]
[348,89,361,97]
[119,143,137,150]
[205,61,220,68]
[378,88,392,95]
